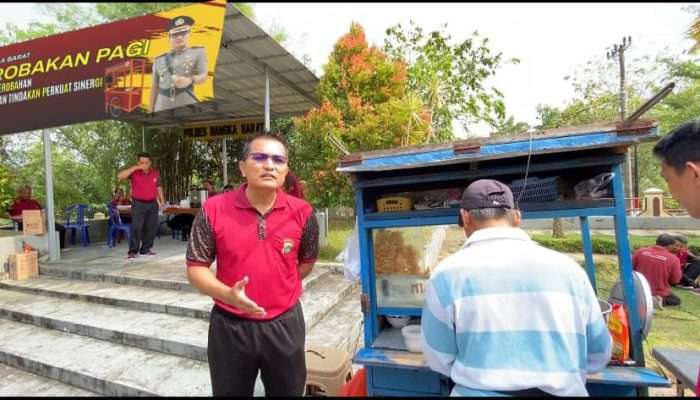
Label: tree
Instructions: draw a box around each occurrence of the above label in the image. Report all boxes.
[491,115,530,137]
[383,21,515,141]
[291,22,431,208]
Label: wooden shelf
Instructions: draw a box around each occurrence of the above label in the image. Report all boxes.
[363,199,615,222]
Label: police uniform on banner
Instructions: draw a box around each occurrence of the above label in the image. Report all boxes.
[152,16,208,112]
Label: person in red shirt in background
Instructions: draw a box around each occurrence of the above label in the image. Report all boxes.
[672,234,696,268]
[284,171,306,200]
[633,233,682,309]
[117,152,165,260]
[202,179,218,198]
[111,188,131,207]
[6,185,66,249]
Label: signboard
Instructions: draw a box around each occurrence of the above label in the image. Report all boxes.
[0,0,226,135]
[183,118,265,141]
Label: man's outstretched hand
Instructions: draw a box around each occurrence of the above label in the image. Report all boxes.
[223,276,266,318]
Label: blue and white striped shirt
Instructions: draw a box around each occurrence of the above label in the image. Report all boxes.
[421,227,612,396]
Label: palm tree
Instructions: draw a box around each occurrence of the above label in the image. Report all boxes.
[398,93,428,147]
[424,74,446,143]
[689,17,700,54]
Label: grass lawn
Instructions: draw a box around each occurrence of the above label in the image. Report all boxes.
[318,218,355,262]
[588,256,700,360]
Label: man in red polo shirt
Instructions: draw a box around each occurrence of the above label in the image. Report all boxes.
[633,233,682,309]
[117,152,165,260]
[186,133,319,396]
[6,184,66,249]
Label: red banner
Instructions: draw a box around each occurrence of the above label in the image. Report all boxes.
[0,1,225,135]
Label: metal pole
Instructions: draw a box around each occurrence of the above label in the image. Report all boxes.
[142,125,146,152]
[264,66,270,133]
[42,129,58,262]
[607,36,634,206]
[619,47,634,204]
[222,138,228,185]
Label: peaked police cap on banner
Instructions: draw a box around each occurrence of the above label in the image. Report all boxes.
[168,15,195,33]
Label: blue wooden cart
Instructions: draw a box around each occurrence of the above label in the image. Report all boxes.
[337,118,671,396]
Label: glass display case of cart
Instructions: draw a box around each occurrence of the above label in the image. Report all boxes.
[372,190,462,311]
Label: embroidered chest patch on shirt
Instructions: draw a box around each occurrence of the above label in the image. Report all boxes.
[282,239,294,255]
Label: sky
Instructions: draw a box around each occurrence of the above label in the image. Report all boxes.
[0,2,697,136]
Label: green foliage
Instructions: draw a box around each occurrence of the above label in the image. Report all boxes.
[292,21,510,207]
[318,218,355,261]
[5,137,109,217]
[292,22,431,208]
[532,51,700,195]
[491,115,530,136]
[531,233,700,255]
[383,21,512,140]
[95,3,188,21]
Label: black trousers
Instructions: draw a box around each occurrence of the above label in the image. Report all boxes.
[681,262,700,287]
[128,199,159,255]
[663,293,681,306]
[208,302,306,397]
[166,214,194,241]
[17,222,65,249]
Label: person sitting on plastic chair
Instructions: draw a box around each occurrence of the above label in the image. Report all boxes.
[8,185,66,249]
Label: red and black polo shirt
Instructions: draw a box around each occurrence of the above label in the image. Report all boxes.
[186,184,320,320]
[8,198,42,217]
[130,169,160,202]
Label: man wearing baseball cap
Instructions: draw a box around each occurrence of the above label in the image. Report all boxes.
[421,179,611,396]
[150,15,208,112]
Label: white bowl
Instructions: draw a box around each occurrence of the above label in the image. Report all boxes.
[401,325,423,353]
[386,315,410,328]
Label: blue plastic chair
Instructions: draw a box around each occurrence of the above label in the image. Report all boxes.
[106,204,131,248]
[157,214,176,240]
[64,204,91,247]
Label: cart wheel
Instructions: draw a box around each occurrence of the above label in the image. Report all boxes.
[108,97,122,118]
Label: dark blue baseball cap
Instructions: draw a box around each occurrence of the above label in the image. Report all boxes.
[458,179,515,226]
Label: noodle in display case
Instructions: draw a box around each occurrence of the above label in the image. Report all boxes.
[372,226,449,309]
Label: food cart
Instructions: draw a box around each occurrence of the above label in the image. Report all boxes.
[104,58,147,118]
[337,118,671,396]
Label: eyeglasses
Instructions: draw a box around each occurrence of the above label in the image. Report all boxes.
[169,30,189,38]
[248,152,288,165]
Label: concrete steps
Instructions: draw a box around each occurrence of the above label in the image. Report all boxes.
[0,319,212,396]
[37,262,331,294]
[0,263,362,396]
[0,274,357,363]
[0,288,211,362]
[306,284,363,354]
[0,363,97,396]
[0,266,331,320]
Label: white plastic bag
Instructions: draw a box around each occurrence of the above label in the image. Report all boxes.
[337,220,361,281]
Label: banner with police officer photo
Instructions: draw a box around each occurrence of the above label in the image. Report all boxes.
[0,0,226,135]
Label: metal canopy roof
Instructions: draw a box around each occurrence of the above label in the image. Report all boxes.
[337,119,660,173]
[120,3,319,128]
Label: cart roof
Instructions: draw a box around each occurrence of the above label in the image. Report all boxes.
[337,119,659,174]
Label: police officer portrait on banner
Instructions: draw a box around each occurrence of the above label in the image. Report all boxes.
[151,15,208,113]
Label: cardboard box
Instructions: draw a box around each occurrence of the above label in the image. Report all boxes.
[8,251,38,281]
[22,209,47,235]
